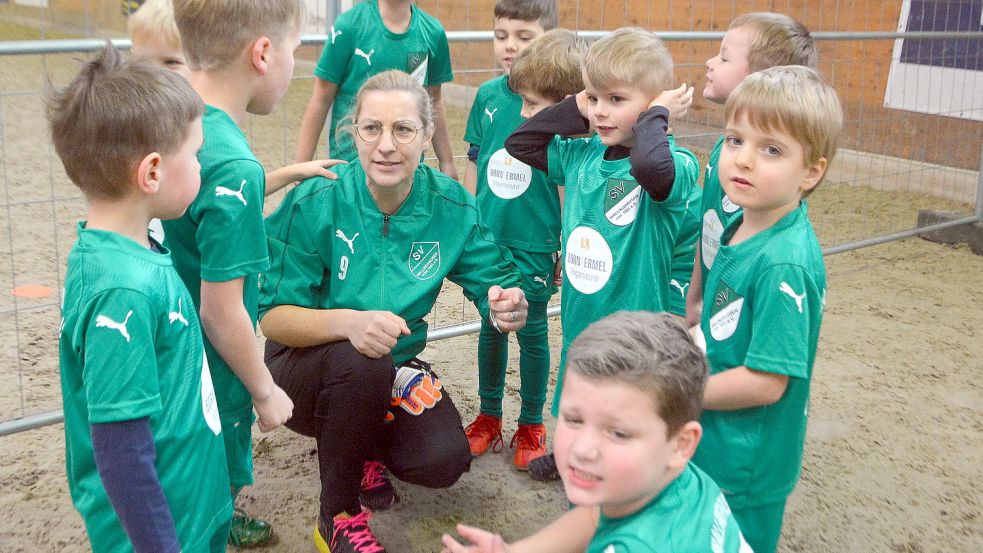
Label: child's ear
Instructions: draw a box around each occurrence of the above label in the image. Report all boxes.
[668,421,702,470]
[250,36,273,75]
[136,152,162,195]
[801,156,828,194]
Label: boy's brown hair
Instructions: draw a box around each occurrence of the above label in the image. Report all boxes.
[565,311,708,437]
[494,0,558,30]
[509,28,587,102]
[730,12,817,72]
[583,27,673,97]
[47,45,203,199]
[726,65,843,192]
[173,0,305,71]
[127,0,181,50]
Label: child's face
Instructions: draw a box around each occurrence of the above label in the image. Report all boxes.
[157,118,203,219]
[131,34,191,81]
[704,25,753,104]
[354,90,430,200]
[554,372,686,518]
[582,72,651,148]
[493,17,545,74]
[718,113,826,220]
[249,29,302,116]
[517,89,554,119]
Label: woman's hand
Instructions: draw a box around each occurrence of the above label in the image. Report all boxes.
[346,310,411,358]
[487,285,528,333]
[441,524,510,553]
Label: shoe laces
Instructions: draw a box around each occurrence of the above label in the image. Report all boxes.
[510,424,546,450]
[334,511,385,553]
[465,414,504,453]
[361,461,389,491]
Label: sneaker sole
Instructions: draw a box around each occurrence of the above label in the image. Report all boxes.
[312,524,330,553]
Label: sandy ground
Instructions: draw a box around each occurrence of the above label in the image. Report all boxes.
[1,22,982,553]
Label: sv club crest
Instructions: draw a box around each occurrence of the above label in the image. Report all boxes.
[408,242,440,280]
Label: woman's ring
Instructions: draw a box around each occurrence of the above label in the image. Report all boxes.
[510,311,516,322]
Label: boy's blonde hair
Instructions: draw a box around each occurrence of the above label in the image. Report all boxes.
[342,70,435,137]
[47,45,203,199]
[127,0,181,50]
[730,12,817,72]
[494,0,558,31]
[173,0,304,71]
[565,311,708,437]
[583,27,672,96]
[726,65,842,191]
[509,28,587,103]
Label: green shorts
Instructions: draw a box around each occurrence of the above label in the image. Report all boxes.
[732,499,787,553]
[510,248,559,302]
[221,410,256,488]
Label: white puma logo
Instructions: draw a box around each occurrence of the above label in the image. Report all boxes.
[215,179,247,206]
[95,310,133,342]
[335,229,359,254]
[779,282,806,313]
[330,26,342,44]
[670,279,689,297]
[484,107,498,123]
[533,276,548,287]
[354,48,375,65]
[169,298,188,327]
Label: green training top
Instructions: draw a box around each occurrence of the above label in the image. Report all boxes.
[693,204,826,508]
[464,75,560,253]
[699,135,743,292]
[667,134,702,316]
[161,104,269,423]
[546,135,698,415]
[587,464,750,553]
[314,0,453,161]
[59,224,232,553]
[260,162,522,365]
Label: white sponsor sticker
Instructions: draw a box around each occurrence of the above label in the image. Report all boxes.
[201,353,222,435]
[564,226,613,294]
[709,297,743,341]
[702,209,724,270]
[486,148,531,199]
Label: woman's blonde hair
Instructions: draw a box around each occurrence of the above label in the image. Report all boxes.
[340,70,435,140]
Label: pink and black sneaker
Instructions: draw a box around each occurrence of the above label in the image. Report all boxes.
[314,511,386,553]
[359,460,398,512]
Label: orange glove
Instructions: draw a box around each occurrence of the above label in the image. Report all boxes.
[391,365,443,416]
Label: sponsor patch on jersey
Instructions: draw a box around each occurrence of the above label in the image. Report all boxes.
[564,226,612,294]
[701,209,724,270]
[408,241,440,280]
[408,52,428,85]
[603,178,641,226]
[721,194,741,214]
[709,281,743,341]
[200,352,222,435]
[487,148,531,199]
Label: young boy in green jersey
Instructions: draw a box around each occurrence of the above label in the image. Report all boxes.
[51,45,232,553]
[461,1,567,472]
[295,0,459,179]
[506,27,698,481]
[692,65,842,553]
[442,311,749,553]
[685,12,817,327]
[167,0,342,546]
[128,0,190,81]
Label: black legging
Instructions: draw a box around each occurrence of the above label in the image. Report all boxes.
[265,339,472,520]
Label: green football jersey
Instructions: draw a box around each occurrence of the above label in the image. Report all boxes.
[161,104,269,422]
[314,0,453,161]
[260,162,522,365]
[547,135,698,414]
[587,464,750,553]
[464,75,560,253]
[59,224,232,553]
[667,134,702,316]
[699,135,743,291]
[693,205,826,508]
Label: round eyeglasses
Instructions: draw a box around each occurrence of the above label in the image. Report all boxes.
[354,120,421,144]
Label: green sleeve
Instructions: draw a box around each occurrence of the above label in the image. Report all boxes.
[463,87,486,147]
[427,20,454,85]
[259,188,329,318]
[80,290,162,423]
[313,14,355,83]
[744,266,820,379]
[673,144,700,190]
[195,159,270,282]
[447,221,522,318]
[545,135,570,187]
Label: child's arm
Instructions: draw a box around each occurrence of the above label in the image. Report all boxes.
[463,159,478,195]
[703,366,789,410]
[295,78,340,163]
[428,85,460,180]
[200,278,293,432]
[441,507,597,553]
[265,159,348,196]
[505,94,590,172]
[685,245,703,327]
[629,84,694,201]
[92,418,179,553]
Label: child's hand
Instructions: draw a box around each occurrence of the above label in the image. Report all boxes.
[253,384,293,433]
[574,90,590,119]
[293,159,348,181]
[439,159,460,181]
[441,524,511,553]
[651,83,694,119]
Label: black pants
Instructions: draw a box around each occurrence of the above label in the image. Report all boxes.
[265,340,471,520]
